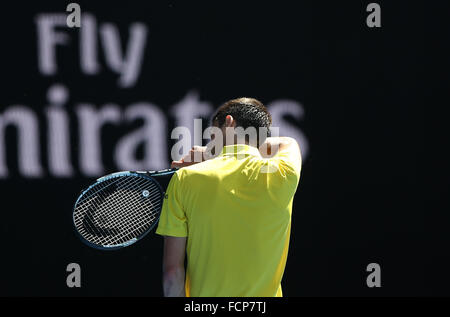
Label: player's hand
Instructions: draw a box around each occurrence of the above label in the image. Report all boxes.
[171,146,207,168]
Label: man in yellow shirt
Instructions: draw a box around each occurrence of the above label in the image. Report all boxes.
[156,97,301,297]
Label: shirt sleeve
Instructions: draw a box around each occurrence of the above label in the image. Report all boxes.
[155,171,188,237]
[270,142,302,180]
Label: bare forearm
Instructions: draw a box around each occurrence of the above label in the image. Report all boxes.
[163,267,186,297]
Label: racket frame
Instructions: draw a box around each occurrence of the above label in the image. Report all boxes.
[72,169,175,250]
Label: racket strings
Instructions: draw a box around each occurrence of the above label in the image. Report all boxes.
[75,176,134,239]
[77,178,159,245]
[74,174,163,247]
[94,186,161,243]
[87,177,158,240]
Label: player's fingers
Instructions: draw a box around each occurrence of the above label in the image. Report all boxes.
[171,161,184,168]
[171,160,199,168]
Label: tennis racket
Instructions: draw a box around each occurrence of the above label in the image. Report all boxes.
[72,168,177,250]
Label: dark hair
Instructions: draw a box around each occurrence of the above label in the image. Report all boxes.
[211,97,272,144]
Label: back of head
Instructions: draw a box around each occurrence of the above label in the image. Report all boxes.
[211,97,272,145]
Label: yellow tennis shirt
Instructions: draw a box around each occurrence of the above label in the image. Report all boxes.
[156,144,301,297]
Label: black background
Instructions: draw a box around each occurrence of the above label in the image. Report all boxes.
[0,0,434,296]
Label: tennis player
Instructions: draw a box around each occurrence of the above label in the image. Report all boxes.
[156,98,301,297]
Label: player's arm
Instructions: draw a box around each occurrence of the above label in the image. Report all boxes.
[259,137,300,158]
[259,137,302,173]
[171,146,207,168]
[162,236,187,297]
